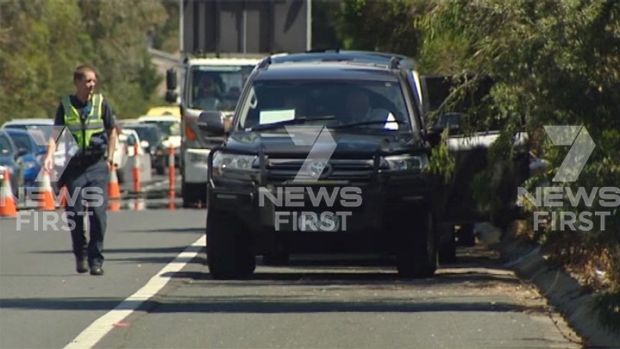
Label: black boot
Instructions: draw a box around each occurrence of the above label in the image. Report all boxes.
[89,265,104,276]
[76,257,88,273]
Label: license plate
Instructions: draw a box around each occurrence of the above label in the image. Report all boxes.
[274,211,343,232]
[298,211,341,232]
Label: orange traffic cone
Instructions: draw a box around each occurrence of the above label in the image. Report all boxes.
[132,144,141,194]
[168,189,176,211]
[0,169,17,217]
[108,199,121,212]
[108,165,121,200]
[38,170,56,211]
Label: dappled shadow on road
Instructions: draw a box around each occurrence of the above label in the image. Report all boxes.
[31,246,199,255]
[0,297,125,311]
[0,295,545,314]
[164,244,518,288]
[106,256,197,264]
[0,245,539,316]
[123,227,204,234]
[164,267,520,288]
[146,297,543,314]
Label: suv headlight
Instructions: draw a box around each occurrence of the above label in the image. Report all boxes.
[381,154,428,171]
[212,152,257,177]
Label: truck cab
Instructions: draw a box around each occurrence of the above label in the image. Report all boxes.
[168,57,259,207]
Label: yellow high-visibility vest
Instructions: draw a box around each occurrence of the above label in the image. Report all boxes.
[62,94,104,150]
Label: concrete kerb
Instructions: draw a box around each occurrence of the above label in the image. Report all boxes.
[489,228,620,348]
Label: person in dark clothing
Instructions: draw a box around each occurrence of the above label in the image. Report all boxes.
[43,64,117,276]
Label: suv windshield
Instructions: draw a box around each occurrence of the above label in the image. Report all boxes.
[188,65,254,111]
[238,80,411,132]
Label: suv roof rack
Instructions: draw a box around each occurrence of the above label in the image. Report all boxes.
[257,56,272,70]
[305,48,341,53]
[388,56,402,69]
[268,50,417,70]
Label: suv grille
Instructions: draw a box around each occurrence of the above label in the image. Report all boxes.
[266,158,375,183]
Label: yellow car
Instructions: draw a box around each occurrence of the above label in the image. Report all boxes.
[145,106,180,119]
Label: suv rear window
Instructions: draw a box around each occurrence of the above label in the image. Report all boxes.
[238,80,411,131]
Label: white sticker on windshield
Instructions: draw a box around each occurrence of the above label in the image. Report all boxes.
[259,109,295,125]
[385,112,399,130]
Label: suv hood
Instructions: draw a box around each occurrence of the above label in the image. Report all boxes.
[224,130,422,156]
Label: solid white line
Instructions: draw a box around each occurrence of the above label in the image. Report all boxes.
[64,235,206,349]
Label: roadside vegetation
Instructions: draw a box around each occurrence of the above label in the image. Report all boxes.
[335,0,620,329]
[0,0,169,123]
[420,1,619,330]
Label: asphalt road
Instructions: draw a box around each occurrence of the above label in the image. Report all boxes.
[0,176,582,349]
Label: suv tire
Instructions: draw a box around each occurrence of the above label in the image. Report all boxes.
[438,223,457,264]
[182,182,206,208]
[395,209,438,278]
[207,209,255,279]
[458,224,476,246]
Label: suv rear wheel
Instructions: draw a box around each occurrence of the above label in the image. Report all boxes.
[438,223,457,263]
[458,224,476,246]
[395,209,438,278]
[206,209,255,279]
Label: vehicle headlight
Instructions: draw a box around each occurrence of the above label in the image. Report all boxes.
[381,154,428,171]
[212,153,257,177]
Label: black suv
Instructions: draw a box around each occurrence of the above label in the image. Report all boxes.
[202,51,447,279]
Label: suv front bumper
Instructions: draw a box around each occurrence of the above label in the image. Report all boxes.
[208,173,433,236]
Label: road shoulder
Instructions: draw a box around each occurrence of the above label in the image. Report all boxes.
[490,225,620,348]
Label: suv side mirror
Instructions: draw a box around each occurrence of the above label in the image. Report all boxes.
[165,68,178,103]
[198,111,225,135]
[165,90,178,104]
[166,68,177,90]
[426,127,443,147]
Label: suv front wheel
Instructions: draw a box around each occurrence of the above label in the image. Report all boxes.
[206,209,255,279]
[395,209,438,278]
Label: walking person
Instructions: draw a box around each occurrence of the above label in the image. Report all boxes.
[43,64,117,276]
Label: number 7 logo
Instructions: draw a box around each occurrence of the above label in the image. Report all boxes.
[544,125,595,183]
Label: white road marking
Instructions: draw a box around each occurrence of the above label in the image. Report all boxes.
[64,235,206,349]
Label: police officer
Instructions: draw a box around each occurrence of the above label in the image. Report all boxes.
[43,64,117,276]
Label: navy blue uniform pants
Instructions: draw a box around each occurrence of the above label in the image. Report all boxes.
[62,159,109,267]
